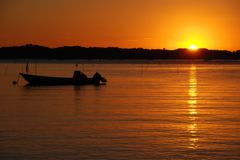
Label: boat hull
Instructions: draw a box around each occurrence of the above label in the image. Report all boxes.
[20,73,104,86]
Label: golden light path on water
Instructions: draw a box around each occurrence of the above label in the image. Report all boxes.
[188,65,199,149]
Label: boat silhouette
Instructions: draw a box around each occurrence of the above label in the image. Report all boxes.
[20,71,107,86]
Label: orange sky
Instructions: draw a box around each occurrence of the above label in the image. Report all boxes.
[1,0,240,50]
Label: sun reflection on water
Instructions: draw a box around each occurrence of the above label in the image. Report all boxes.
[187,65,199,149]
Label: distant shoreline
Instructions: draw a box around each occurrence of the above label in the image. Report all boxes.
[1,44,240,60]
[2,59,240,64]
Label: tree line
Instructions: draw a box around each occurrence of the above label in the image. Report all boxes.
[0,44,239,60]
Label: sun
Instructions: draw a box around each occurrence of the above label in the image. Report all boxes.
[188,44,199,51]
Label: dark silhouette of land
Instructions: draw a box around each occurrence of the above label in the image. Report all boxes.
[0,44,240,60]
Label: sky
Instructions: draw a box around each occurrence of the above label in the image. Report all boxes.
[1,0,240,50]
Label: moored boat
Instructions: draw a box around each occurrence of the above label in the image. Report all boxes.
[20,71,107,86]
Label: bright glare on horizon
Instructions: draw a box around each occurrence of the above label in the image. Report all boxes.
[188,45,199,51]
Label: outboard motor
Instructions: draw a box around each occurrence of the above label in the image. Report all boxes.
[93,72,107,84]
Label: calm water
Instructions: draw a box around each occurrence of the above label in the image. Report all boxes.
[0,62,240,160]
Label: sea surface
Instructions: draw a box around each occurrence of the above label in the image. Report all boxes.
[0,61,240,160]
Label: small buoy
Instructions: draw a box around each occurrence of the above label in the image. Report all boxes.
[13,81,17,85]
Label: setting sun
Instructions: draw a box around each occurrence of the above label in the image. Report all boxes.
[189,45,199,51]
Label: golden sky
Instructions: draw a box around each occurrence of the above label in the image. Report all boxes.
[1,0,240,50]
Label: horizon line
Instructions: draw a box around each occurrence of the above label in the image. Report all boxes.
[1,44,239,51]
